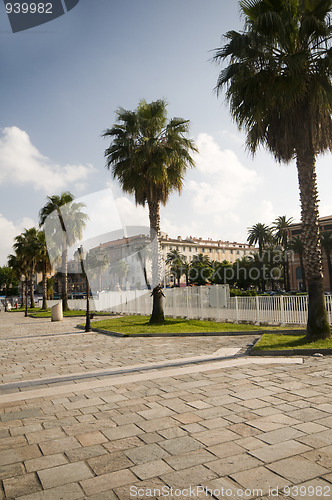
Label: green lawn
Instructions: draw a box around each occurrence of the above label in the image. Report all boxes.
[90,315,303,335]
[253,333,332,351]
[9,308,110,318]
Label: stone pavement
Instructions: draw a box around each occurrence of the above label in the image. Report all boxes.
[0,313,331,499]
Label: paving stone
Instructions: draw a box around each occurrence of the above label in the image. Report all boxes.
[38,461,93,489]
[0,435,27,451]
[160,464,217,489]
[15,482,84,500]
[124,443,170,464]
[297,429,332,448]
[85,492,118,500]
[0,462,25,480]
[1,408,41,422]
[75,431,108,447]
[192,428,240,447]
[227,423,261,438]
[87,451,134,474]
[64,444,107,462]
[113,478,166,500]
[25,453,68,473]
[300,445,332,470]
[249,440,311,463]
[26,428,66,444]
[80,469,137,496]
[39,436,81,455]
[137,417,178,433]
[164,449,216,470]
[101,423,143,441]
[139,431,164,444]
[230,465,291,496]
[159,436,203,455]
[267,456,329,483]
[131,459,173,480]
[0,445,41,466]
[256,426,305,445]
[157,427,186,439]
[293,422,328,434]
[3,472,42,498]
[205,453,261,476]
[207,441,246,458]
[103,436,142,453]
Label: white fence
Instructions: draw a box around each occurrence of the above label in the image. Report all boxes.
[45,286,332,326]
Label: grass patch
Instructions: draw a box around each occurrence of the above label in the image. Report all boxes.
[90,315,303,335]
[31,309,111,318]
[253,333,332,351]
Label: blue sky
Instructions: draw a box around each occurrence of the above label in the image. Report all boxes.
[0,0,331,264]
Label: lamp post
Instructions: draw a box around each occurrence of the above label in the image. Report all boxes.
[77,245,91,332]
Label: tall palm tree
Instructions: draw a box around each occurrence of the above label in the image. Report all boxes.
[214,0,332,340]
[321,231,332,291]
[39,192,88,311]
[288,236,307,292]
[272,216,294,291]
[103,99,197,323]
[247,223,272,291]
[165,249,186,287]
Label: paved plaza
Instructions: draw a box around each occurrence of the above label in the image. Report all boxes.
[0,313,332,499]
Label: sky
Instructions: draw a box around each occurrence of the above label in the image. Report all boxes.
[1,0,332,265]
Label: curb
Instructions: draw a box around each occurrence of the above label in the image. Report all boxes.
[250,348,332,356]
[77,326,304,338]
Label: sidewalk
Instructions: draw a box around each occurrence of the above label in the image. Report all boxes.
[0,313,331,499]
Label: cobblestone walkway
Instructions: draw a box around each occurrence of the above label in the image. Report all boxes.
[0,313,331,499]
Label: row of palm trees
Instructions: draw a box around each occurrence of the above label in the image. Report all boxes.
[8,192,88,312]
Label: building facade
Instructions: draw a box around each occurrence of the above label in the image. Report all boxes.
[288,216,332,292]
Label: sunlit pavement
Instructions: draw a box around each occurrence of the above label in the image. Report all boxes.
[0,312,331,499]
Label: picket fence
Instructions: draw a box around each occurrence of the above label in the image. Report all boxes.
[46,286,332,326]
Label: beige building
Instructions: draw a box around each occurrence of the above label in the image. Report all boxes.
[161,233,256,265]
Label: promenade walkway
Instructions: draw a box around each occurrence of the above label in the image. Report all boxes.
[0,313,331,499]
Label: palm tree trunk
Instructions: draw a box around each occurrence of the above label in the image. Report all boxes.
[21,279,25,308]
[62,244,69,312]
[296,149,330,340]
[42,267,47,310]
[30,266,35,308]
[148,200,164,324]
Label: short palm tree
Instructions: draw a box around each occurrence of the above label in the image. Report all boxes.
[247,223,273,291]
[272,216,294,291]
[214,0,332,339]
[165,249,186,287]
[35,231,52,310]
[321,231,332,292]
[13,228,40,308]
[39,192,88,311]
[103,99,197,323]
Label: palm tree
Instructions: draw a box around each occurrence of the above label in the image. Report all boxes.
[272,216,294,291]
[288,236,307,292]
[35,231,52,310]
[321,231,332,292]
[247,223,273,291]
[214,0,332,340]
[103,99,197,323]
[39,192,88,311]
[13,228,40,308]
[8,253,27,307]
[165,249,186,287]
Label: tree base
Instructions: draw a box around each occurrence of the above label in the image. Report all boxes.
[306,277,331,341]
[149,285,165,325]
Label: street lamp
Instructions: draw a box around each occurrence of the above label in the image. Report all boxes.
[77,245,91,332]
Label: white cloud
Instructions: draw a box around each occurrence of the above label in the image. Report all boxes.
[0,214,35,265]
[189,133,260,215]
[0,126,96,193]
